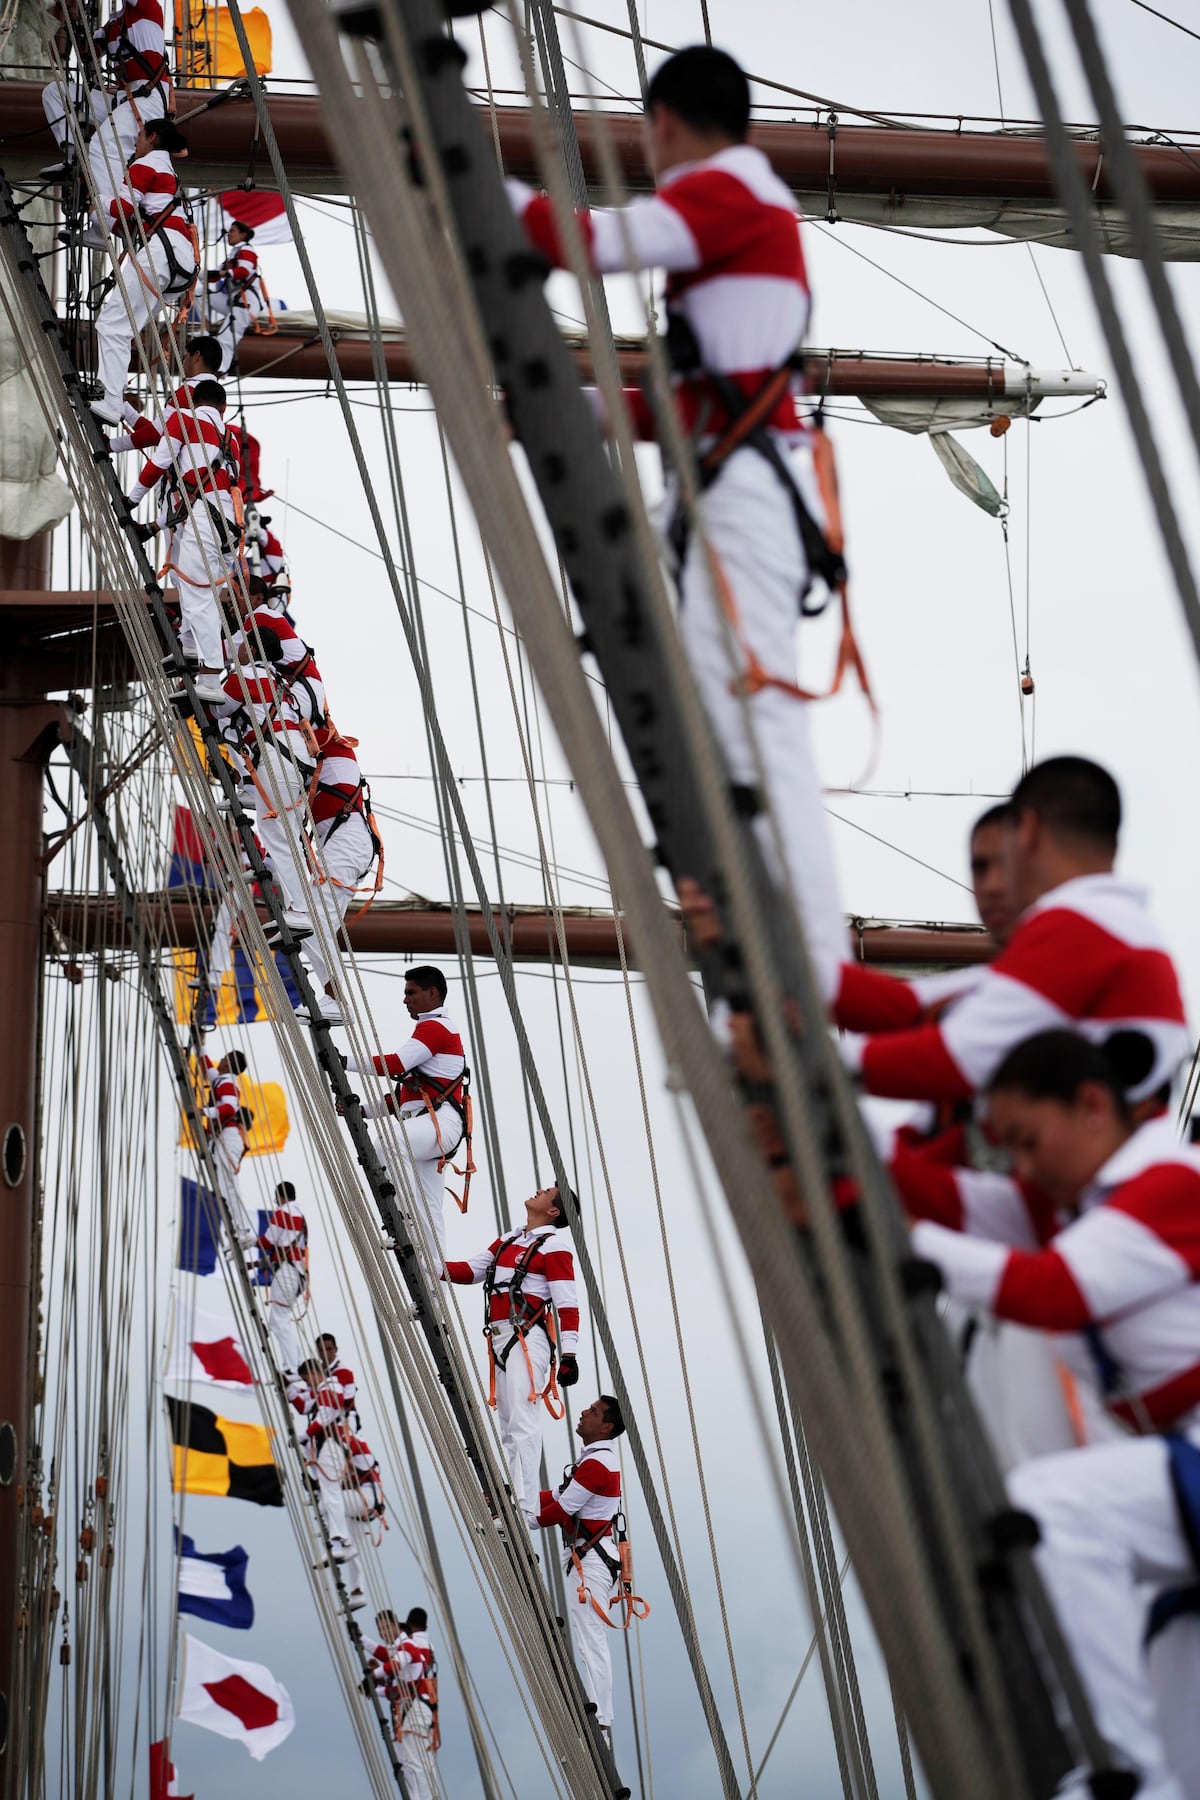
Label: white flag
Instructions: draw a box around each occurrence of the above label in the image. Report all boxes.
[177,1634,294,1760]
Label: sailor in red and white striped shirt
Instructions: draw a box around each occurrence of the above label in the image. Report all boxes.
[344,968,467,1268]
[293,1358,367,1607]
[92,118,197,424]
[88,0,172,217]
[42,0,171,211]
[302,728,378,1022]
[508,47,848,1003]
[207,221,266,369]
[215,638,318,931]
[257,1181,307,1374]
[446,1185,581,1524]
[841,758,1188,1107]
[363,1610,437,1797]
[201,1048,254,1245]
[317,1333,359,1431]
[910,1030,1200,1797]
[124,377,237,700]
[536,1396,626,1730]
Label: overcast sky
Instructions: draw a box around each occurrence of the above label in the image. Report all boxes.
[35,0,1200,1795]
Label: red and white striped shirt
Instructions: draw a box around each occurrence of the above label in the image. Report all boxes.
[203,1055,239,1129]
[912,1116,1200,1434]
[258,1205,306,1266]
[537,1439,621,1537]
[109,147,188,238]
[209,243,260,294]
[446,1226,580,1354]
[890,1123,1057,1247]
[98,0,167,86]
[362,1008,465,1116]
[127,402,234,514]
[309,734,365,841]
[844,875,1187,1105]
[324,1354,357,1413]
[218,666,315,763]
[295,1380,349,1437]
[509,143,810,438]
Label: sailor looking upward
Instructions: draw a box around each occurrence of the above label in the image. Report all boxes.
[445,1184,581,1525]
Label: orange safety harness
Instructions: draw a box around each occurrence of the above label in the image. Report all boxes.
[661,314,875,721]
[565,1511,650,1632]
[391,1664,439,1752]
[393,1066,475,1214]
[223,670,320,818]
[304,744,386,926]
[155,410,245,590]
[481,1229,565,1418]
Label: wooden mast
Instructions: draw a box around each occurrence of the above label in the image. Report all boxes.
[0,532,70,1791]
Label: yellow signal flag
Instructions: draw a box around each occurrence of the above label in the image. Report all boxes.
[167,1398,283,1507]
[179,5,272,79]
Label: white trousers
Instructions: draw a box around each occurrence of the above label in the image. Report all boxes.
[311,1438,363,1594]
[267,1261,304,1373]
[676,447,848,1007]
[1009,1434,1199,1798]
[88,88,167,216]
[41,76,102,153]
[212,1124,252,1241]
[1148,1614,1200,1799]
[962,1315,1084,1473]
[305,813,374,992]
[494,1325,552,1521]
[206,891,237,991]
[381,1103,463,1273]
[567,1544,615,1727]
[253,746,310,912]
[396,1698,435,1800]
[164,505,232,672]
[208,288,262,370]
[95,230,196,409]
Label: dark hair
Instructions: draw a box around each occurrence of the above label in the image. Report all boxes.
[299,1357,322,1380]
[186,335,223,373]
[1010,756,1121,854]
[222,1049,248,1074]
[598,1394,626,1439]
[318,1332,337,1351]
[192,378,227,412]
[971,802,1014,837]
[646,47,751,141]
[253,623,284,663]
[988,1028,1134,1115]
[230,219,256,240]
[376,1609,401,1633]
[405,965,447,1002]
[406,1607,428,1631]
[145,114,187,155]
[236,1105,255,1129]
[275,1180,296,1201]
[547,1183,577,1226]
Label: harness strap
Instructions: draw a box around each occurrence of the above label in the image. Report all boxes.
[567,1532,650,1631]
